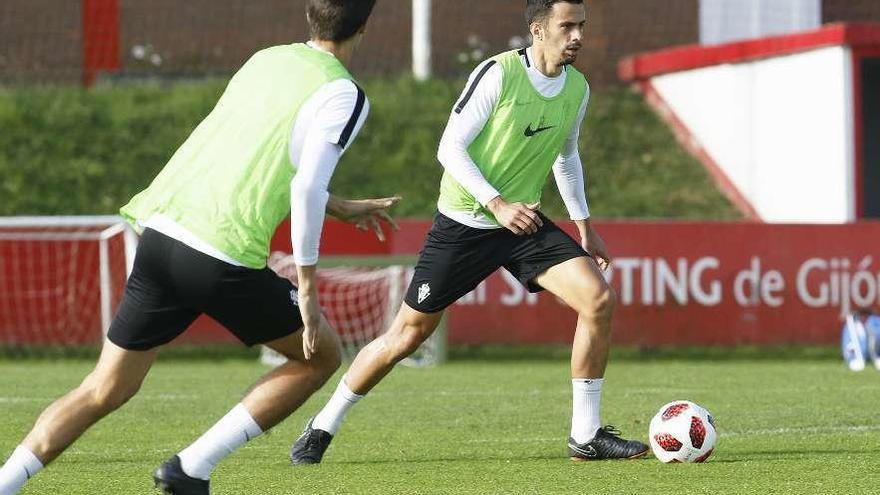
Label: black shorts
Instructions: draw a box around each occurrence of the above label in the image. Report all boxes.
[403,212,589,313]
[107,228,303,351]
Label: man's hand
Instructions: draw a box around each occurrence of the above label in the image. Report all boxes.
[296,265,322,360]
[575,219,611,272]
[327,195,400,242]
[487,197,543,235]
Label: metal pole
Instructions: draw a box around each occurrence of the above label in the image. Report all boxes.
[413,0,432,81]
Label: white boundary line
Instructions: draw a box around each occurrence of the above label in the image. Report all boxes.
[0,215,123,227]
[460,424,880,444]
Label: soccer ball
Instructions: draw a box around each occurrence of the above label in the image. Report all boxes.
[648,400,717,463]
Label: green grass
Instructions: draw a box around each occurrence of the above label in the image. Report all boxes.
[2,353,877,494]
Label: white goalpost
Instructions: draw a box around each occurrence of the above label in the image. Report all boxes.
[0,216,136,347]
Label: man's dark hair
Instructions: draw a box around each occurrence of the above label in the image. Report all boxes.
[525,0,583,26]
[307,0,377,42]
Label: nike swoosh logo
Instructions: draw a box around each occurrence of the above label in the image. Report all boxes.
[295,421,314,443]
[24,466,32,479]
[524,124,554,137]
[568,443,598,458]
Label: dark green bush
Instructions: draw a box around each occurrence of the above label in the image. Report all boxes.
[0,79,739,220]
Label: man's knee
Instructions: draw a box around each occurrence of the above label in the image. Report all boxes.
[387,318,436,360]
[268,320,342,377]
[82,374,142,413]
[576,283,617,323]
[317,345,342,378]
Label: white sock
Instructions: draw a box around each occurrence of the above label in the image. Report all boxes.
[0,446,43,495]
[571,378,603,444]
[177,403,263,481]
[311,376,364,435]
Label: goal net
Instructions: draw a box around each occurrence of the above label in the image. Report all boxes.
[0,216,135,349]
[264,253,445,367]
[0,217,444,364]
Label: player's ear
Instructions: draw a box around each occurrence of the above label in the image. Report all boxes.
[530,21,544,42]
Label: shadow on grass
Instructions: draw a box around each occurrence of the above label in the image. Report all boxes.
[314,445,874,467]
[324,452,573,466]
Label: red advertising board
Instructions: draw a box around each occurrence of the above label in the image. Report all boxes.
[445,221,880,346]
[269,219,880,346]
[3,219,878,347]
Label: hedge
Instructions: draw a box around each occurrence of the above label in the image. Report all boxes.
[0,78,740,220]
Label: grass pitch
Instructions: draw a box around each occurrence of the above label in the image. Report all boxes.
[1,350,878,494]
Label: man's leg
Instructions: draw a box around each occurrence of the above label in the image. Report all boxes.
[345,305,444,394]
[533,256,647,460]
[534,257,613,439]
[292,213,506,464]
[161,316,341,487]
[534,256,614,377]
[0,340,157,495]
[243,315,342,429]
[290,305,443,464]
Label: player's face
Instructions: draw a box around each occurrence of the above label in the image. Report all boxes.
[543,3,586,66]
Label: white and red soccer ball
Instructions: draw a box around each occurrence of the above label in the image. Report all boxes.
[649,400,717,463]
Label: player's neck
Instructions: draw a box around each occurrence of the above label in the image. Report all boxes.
[308,39,355,66]
[529,45,563,78]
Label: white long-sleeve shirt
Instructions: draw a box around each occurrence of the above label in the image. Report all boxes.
[145,42,368,267]
[288,66,368,266]
[437,46,590,229]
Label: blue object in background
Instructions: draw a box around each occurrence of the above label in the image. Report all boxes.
[865,315,880,369]
[841,313,880,371]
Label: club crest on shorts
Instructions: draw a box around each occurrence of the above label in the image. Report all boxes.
[417,283,431,304]
[290,288,299,306]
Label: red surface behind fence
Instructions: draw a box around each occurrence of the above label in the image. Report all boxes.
[268,219,880,346]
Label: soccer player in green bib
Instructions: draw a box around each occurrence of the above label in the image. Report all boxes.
[291,0,649,463]
[0,2,397,494]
